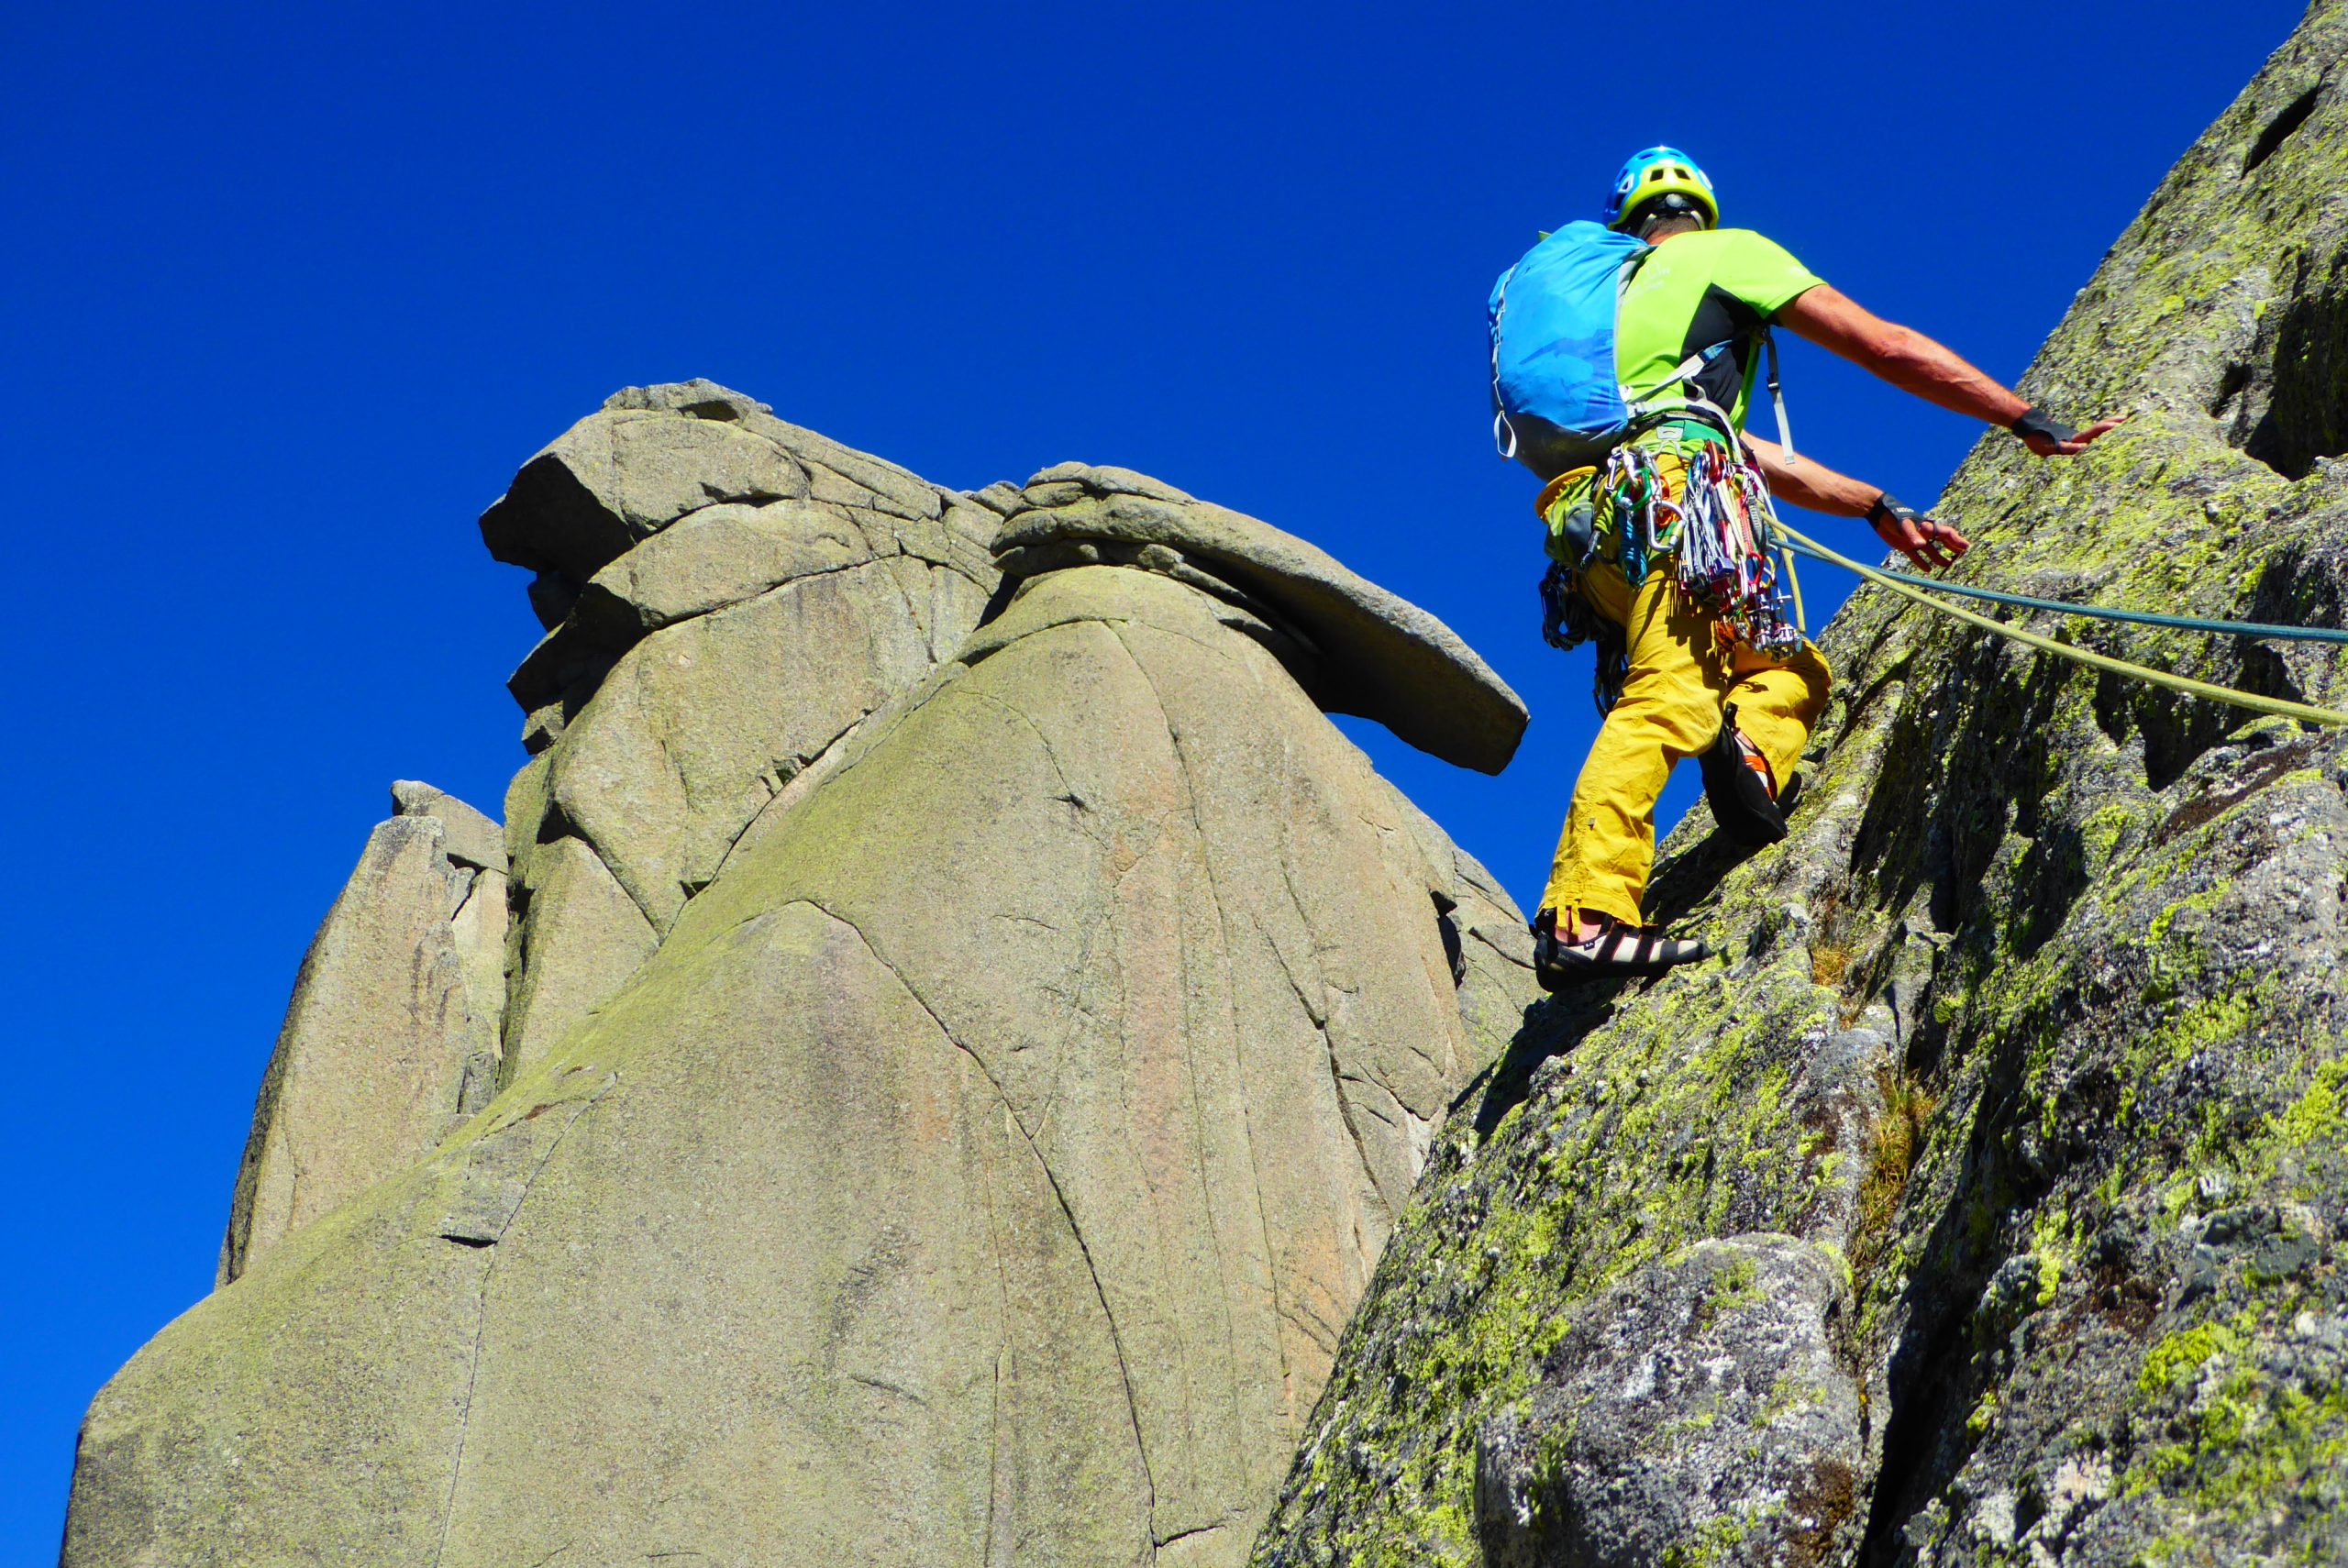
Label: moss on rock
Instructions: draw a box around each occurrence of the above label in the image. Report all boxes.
[1254,6,2348,1563]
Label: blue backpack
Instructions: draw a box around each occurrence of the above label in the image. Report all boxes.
[1488,221,1780,464]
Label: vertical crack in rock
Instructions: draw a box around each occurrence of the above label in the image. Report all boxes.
[808,901,1163,1543]
[1110,620,1303,1492]
[2246,83,2322,171]
[431,1071,619,1567]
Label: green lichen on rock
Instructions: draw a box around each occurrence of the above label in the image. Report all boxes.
[1254,5,2348,1563]
[62,458,1538,1568]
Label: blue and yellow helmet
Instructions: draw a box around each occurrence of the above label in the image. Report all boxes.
[1602,146,1719,232]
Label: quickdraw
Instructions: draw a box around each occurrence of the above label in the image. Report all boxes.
[1669,437,1803,657]
[1534,417,1804,705]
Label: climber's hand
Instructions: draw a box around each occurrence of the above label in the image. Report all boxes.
[2015,409,2128,457]
[1870,494,1969,572]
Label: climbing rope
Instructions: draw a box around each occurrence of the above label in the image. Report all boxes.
[1776,536,2348,645]
[1771,520,2348,728]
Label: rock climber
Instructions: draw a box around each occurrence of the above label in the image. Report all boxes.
[1491,146,2121,987]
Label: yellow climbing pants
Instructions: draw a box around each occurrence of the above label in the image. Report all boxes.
[1539,558,1832,926]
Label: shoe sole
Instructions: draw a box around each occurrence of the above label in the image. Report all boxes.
[1536,944,1713,990]
[1700,731,1788,848]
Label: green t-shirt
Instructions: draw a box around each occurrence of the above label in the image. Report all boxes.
[1613,227,1824,429]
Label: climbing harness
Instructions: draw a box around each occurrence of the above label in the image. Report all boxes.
[1535,412,1805,711]
[1776,535,2348,645]
[1773,520,2348,728]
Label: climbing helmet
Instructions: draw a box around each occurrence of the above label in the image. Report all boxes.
[1603,146,1719,232]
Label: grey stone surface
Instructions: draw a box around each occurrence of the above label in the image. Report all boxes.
[479,378,989,589]
[390,778,505,871]
[540,563,942,932]
[218,801,505,1286]
[67,370,1544,1565]
[994,464,1528,775]
[1476,1235,1863,1568]
[504,619,618,715]
[566,496,878,642]
[500,824,657,1079]
[485,387,1003,1064]
[69,532,1534,1567]
[480,404,812,583]
[1252,10,2348,1563]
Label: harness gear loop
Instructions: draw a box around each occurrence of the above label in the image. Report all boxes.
[1534,419,1805,710]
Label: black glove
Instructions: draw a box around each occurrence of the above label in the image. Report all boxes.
[2010,405,2078,446]
[1867,492,1921,528]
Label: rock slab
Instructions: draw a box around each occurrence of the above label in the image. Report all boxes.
[1475,1235,1862,1568]
[1252,7,2348,1564]
[218,785,506,1285]
[996,463,1528,775]
[67,403,1540,1567]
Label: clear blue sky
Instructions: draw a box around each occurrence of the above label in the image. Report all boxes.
[2,0,2306,1549]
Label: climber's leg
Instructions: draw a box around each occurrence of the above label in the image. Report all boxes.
[1539,565,1725,927]
[1723,638,1833,793]
[1696,634,1833,845]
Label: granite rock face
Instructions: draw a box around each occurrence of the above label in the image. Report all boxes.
[63,397,1536,1564]
[994,463,1529,775]
[1253,7,2348,1564]
[1474,1235,1862,1568]
[83,7,2348,1551]
[488,381,1004,1074]
[218,783,507,1286]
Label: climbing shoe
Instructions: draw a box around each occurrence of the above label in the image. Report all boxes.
[1700,702,1788,848]
[1533,909,1711,989]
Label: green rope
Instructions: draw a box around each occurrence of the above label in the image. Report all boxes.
[1772,521,2348,729]
[1778,536,2348,644]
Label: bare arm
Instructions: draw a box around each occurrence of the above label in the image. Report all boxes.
[1744,433,1970,572]
[1776,285,2122,456]
[1742,433,1877,515]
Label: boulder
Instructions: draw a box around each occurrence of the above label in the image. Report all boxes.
[479,403,812,582]
[1475,1235,1863,1568]
[67,521,1534,1567]
[994,464,1528,775]
[488,390,1003,1055]
[477,379,989,586]
[217,790,506,1286]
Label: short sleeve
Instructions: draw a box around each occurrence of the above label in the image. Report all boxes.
[1710,230,1825,319]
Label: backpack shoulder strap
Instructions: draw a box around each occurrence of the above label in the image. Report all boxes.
[1490,260,1525,458]
[1761,326,1796,462]
[1623,340,1730,419]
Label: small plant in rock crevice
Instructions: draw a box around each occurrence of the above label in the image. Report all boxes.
[1851,1069,1939,1288]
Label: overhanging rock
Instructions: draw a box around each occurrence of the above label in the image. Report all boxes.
[996,463,1529,776]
